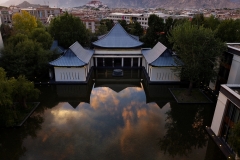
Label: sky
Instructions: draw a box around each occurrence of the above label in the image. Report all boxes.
[1,0,8,3]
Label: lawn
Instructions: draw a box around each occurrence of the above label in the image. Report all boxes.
[169,88,212,103]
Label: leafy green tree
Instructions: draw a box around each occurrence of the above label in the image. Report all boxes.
[29,28,53,49]
[168,22,226,95]
[129,21,144,37]
[228,122,240,156]
[215,19,240,42]
[95,24,108,36]
[0,68,13,108]
[100,19,114,31]
[0,38,54,80]
[12,75,40,108]
[0,68,40,126]
[49,12,91,48]
[191,14,205,26]
[12,11,37,34]
[142,14,165,47]
[203,15,220,31]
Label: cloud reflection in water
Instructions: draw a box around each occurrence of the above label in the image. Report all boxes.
[20,86,206,160]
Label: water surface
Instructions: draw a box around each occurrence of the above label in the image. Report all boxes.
[0,80,225,160]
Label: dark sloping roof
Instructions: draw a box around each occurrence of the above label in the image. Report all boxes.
[49,49,86,67]
[92,23,143,48]
[69,41,93,63]
[151,49,181,67]
[142,42,166,63]
[49,41,93,67]
[142,42,182,67]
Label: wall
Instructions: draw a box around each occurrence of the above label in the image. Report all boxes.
[211,92,228,135]
[227,54,240,84]
[150,67,180,82]
[54,67,86,82]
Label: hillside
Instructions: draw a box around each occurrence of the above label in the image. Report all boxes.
[0,0,240,9]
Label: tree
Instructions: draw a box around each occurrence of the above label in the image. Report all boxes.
[49,12,91,48]
[142,14,165,47]
[12,75,40,108]
[29,28,53,49]
[0,68,13,108]
[215,19,240,42]
[12,11,37,34]
[0,37,55,81]
[191,14,205,26]
[129,21,144,37]
[95,24,108,36]
[100,19,114,31]
[0,68,40,126]
[203,15,220,31]
[168,22,226,95]
[228,122,240,157]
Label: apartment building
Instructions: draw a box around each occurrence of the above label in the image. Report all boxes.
[20,6,61,24]
[106,12,190,29]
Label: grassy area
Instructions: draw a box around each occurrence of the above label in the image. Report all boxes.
[170,88,212,103]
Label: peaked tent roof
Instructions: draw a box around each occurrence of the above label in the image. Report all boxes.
[142,42,167,64]
[92,23,143,48]
[49,41,93,67]
[69,41,93,63]
[49,49,86,67]
[142,42,182,67]
[151,49,180,67]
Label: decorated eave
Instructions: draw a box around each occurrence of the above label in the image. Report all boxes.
[92,23,143,48]
[142,42,182,67]
[49,41,94,67]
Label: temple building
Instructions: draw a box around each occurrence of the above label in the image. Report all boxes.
[49,23,181,83]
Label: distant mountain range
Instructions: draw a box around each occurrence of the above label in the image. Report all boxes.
[1,0,240,9]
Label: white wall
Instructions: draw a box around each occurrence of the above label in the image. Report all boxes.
[150,67,180,82]
[227,54,240,84]
[54,67,86,82]
[211,92,228,135]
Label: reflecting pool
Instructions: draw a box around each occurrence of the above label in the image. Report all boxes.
[0,79,226,160]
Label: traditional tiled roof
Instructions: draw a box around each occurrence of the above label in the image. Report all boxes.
[49,49,86,67]
[142,42,166,64]
[142,42,182,67]
[49,41,93,67]
[93,23,143,48]
[69,41,93,63]
[151,50,180,67]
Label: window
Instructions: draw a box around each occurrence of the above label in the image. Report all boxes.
[220,101,240,142]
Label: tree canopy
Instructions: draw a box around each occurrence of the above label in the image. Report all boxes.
[168,22,226,94]
[215,19,240,42]
[142,14,165,47]
[49,12,91,48]
[12,11,37,34]
[0,68,40,127]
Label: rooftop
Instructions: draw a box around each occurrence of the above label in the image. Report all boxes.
[227,43,240,51]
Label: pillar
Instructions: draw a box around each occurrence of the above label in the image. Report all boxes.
[122,57,124,67]
[95,57,97,67]
[138,57,140,67]
[131,58,133,67]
